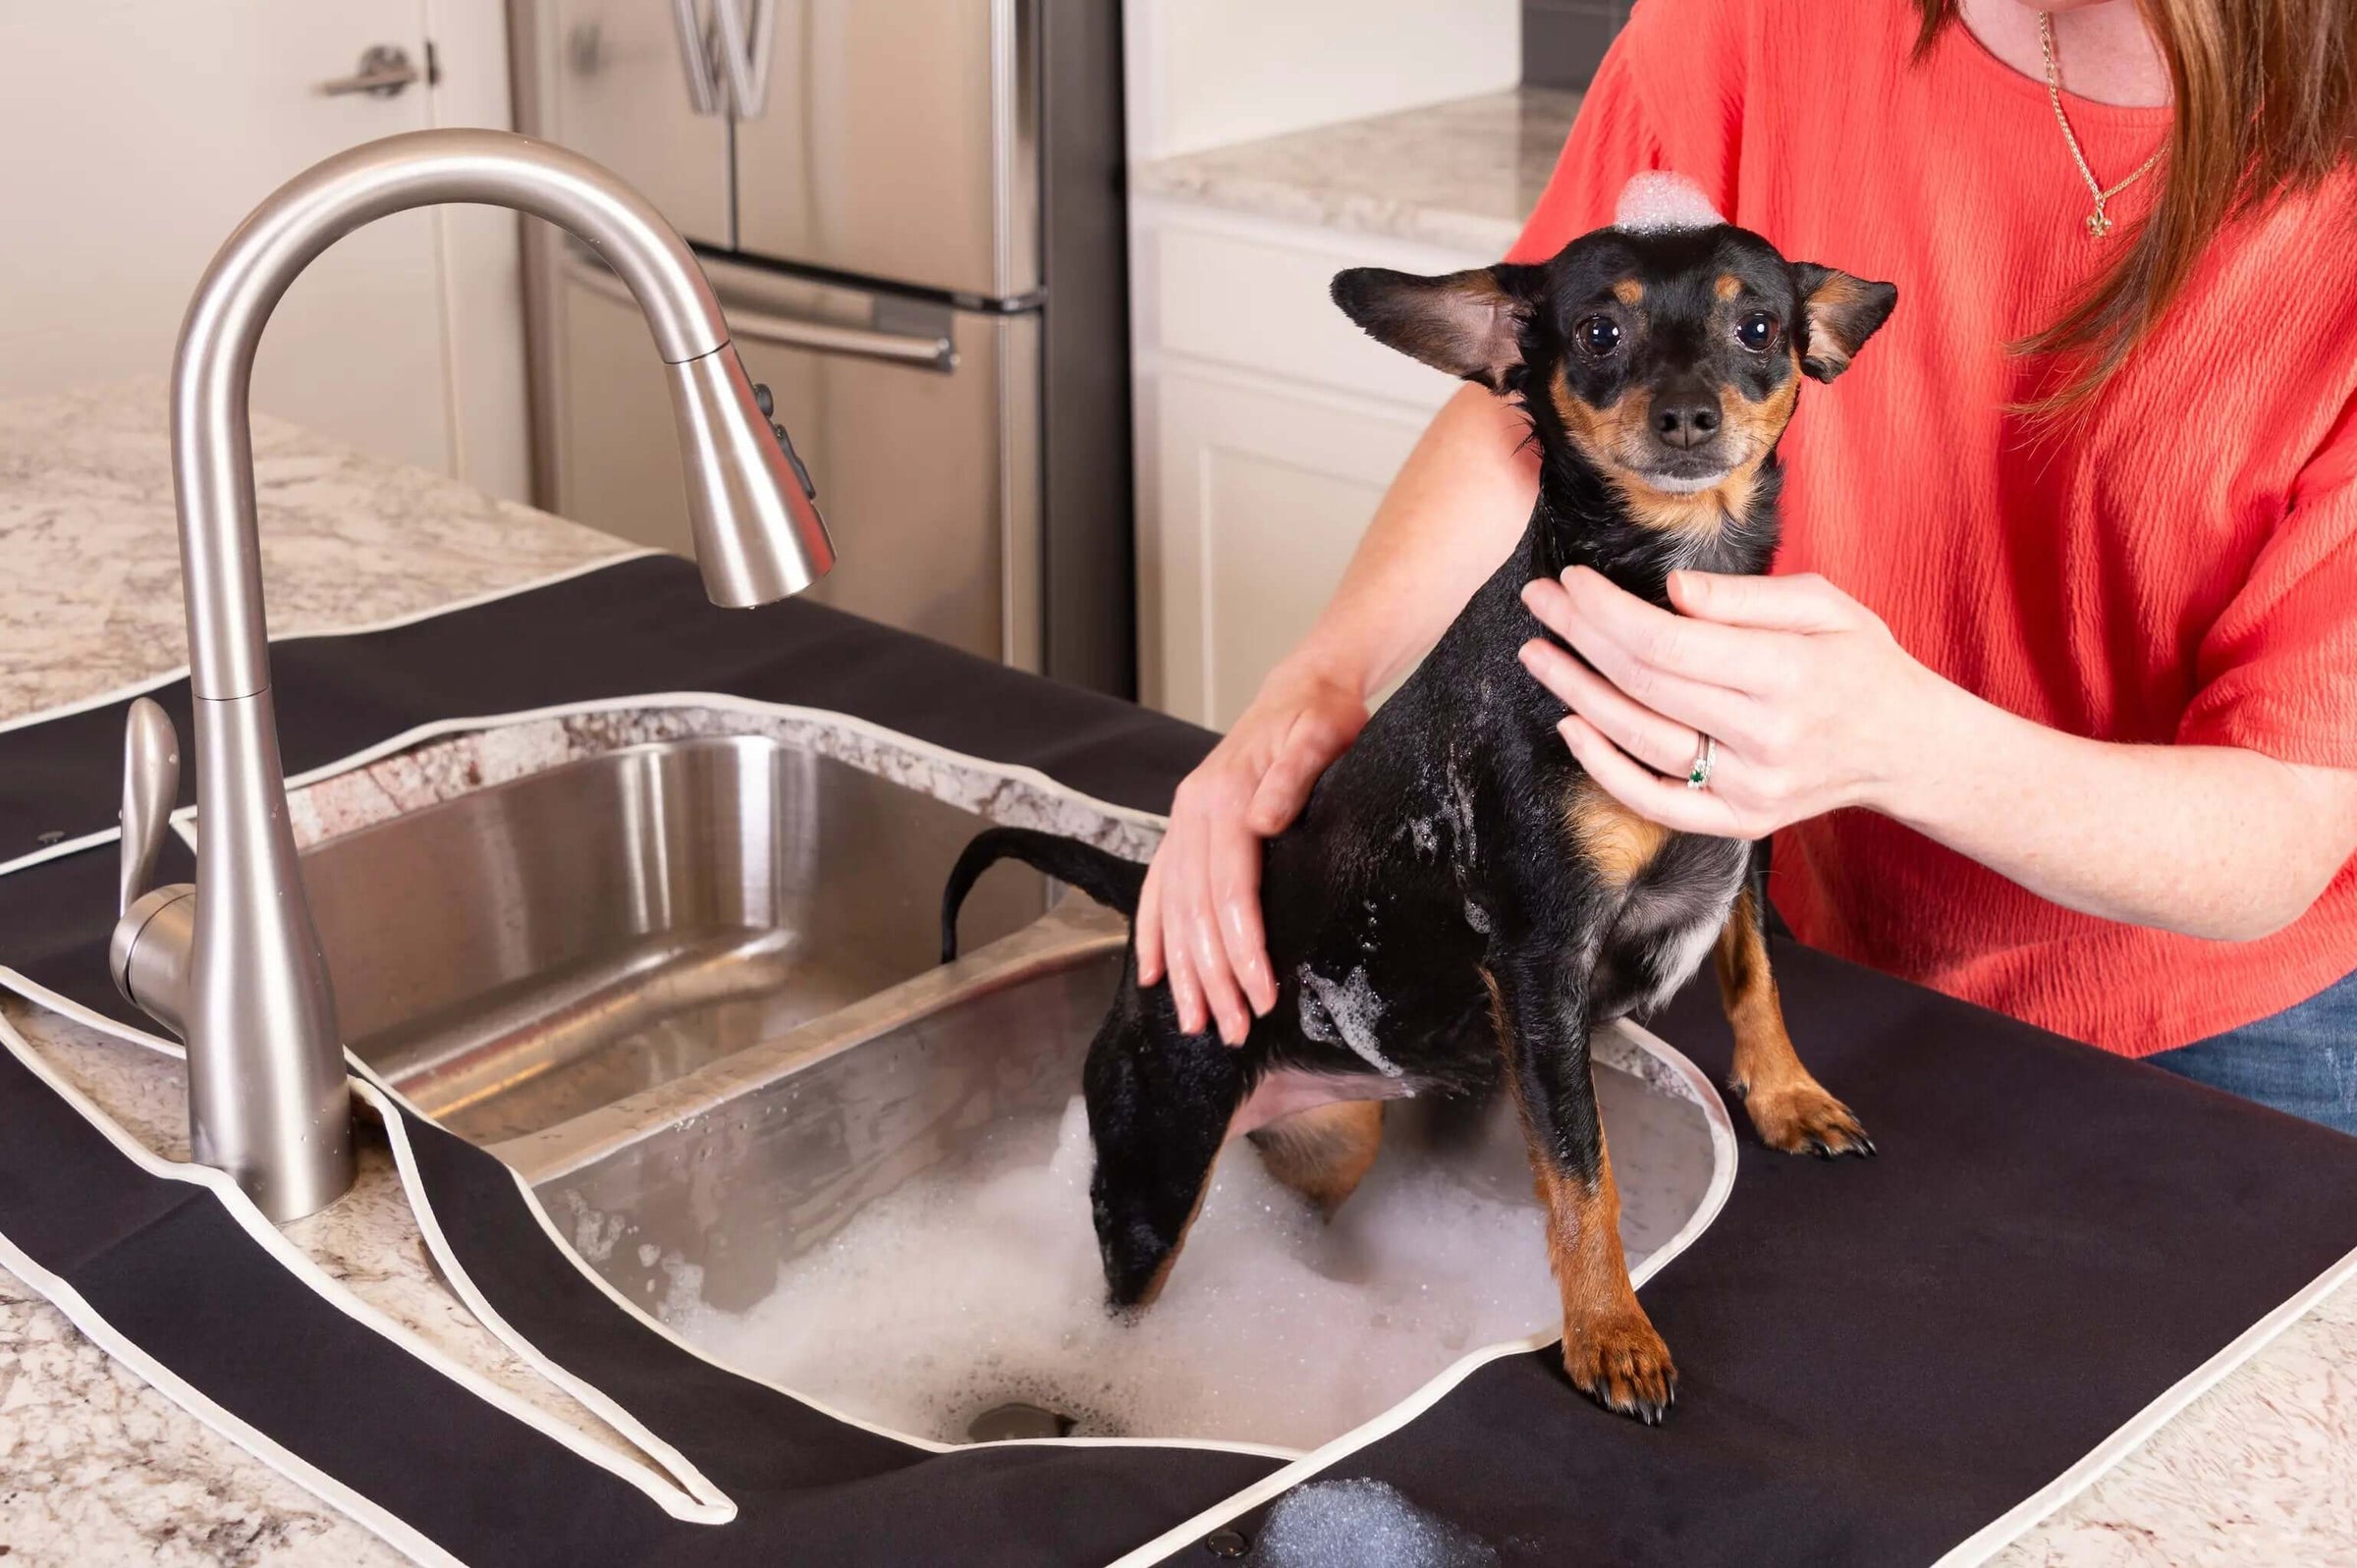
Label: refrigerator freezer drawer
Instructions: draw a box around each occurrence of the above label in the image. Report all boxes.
[554,249,1042,669]
[732,0,1038,300]
[529,0,733,244]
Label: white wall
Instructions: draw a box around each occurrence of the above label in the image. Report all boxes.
[1123,0,1520,162]
[0,0,528,502]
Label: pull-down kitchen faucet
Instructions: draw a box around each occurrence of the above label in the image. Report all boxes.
[107,129,833,1220]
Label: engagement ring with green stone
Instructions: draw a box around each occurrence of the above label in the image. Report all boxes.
[1685,733,1718,791]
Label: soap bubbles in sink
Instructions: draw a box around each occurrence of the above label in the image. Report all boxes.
[644,1064,1709,1452]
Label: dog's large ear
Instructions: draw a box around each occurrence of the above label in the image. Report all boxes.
[1331,265,1537,392]
[1790,264,1897,382]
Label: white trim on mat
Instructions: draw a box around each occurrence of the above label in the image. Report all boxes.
[4,684,1167,885]
[0,549,656,880]
[0,1004,737,1552]
[0,966,185,1059]
[357,1074,740,1509]
[356,1055,1304,1467]
[1929,1235,2357,1568]
[0,1226,470,1568]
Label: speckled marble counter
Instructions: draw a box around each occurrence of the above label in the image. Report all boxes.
[2,381,2355,1564]
[0,381,634,1566]
[1130,87,1582,257]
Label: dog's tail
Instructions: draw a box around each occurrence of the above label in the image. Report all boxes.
[941,827,1148,963]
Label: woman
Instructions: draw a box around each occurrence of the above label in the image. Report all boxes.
[1135,0,2357,1129]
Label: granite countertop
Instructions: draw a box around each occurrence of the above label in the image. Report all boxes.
[1130,86,1583,257]
[3,382,2356,1563]
[0,382,634,1567]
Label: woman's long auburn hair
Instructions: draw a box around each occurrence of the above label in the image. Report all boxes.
[1913,0,2354,406]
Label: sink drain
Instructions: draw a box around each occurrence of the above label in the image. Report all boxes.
[965,1401,1078,1442]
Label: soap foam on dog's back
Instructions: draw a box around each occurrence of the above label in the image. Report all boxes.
[637,1069,1707,1451]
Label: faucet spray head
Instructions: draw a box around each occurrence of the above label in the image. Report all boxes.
[666,342,835,607]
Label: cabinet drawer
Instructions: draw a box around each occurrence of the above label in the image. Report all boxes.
[1148,220,1474,407]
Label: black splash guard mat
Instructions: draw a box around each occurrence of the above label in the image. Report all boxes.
[1146,941,2357,1564]
[1,553,1210,869]
[5,553,2356,1565]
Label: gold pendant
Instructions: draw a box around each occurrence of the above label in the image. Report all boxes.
[2086,204,2113,240]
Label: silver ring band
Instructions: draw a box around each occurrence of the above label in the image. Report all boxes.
[1684,733,1717,791]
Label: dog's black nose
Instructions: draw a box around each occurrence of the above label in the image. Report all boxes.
[1652,393,1723,450]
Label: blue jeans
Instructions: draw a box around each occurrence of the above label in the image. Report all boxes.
[2149,967,2357,1137]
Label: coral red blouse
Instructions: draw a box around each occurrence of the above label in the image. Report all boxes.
[1507,0,2357,1054]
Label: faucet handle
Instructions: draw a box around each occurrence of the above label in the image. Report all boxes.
[120,697,181,914]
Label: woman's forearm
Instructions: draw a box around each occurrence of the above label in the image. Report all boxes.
[1515,566,2357,947]
[1884,681,2357,943]
[1284,383,1538,698]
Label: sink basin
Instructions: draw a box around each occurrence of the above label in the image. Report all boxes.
[290,711,1724,1452]
[300,733,1047,1144]
[525,904,1725,1451]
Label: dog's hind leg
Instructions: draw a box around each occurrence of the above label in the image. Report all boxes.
[1716,870,1873,1159]
[1484,952,1676,1425]
[1082,993,1246,1310]
[1249,1100,1385,1218]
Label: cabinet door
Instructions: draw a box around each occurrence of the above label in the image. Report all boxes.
[0,0,521,489]
[1153,367,1437,730]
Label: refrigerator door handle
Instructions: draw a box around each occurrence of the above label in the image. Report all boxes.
[711,0,776,119]
[564,247,958,372]
[669,0,724,116]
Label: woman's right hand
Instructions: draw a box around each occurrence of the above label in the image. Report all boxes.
[1135,660,1370,1044]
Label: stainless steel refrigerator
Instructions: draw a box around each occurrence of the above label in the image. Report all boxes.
[510,0,1133,693]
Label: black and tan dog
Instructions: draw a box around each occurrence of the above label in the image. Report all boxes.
[941,209,1895,1424]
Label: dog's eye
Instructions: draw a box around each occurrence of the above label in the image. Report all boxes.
[1736,313,1778,352]
[1576,316,1621,357]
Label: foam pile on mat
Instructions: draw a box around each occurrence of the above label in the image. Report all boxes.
[1255,1478,1500,1567]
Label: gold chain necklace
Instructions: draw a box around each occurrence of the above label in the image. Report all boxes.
[2039,11,2165,239]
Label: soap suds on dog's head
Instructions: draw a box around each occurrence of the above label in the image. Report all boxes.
[1614,170,1725,234]
[1257,1478,1500,1568]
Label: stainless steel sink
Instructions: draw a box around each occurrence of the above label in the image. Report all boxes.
[300,734,1047,1144]
[521,898,1722,1446]
[524,903,1132,1312]
[294,717,1723,1449]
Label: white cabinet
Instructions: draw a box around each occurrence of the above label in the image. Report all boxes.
[1131,201,1489,729]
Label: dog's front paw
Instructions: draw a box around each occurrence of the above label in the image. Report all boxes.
[1562,1311,1677,1426]
[1736,1079,1875,1159]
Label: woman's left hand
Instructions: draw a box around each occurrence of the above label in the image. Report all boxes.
[1515,567,1946,838]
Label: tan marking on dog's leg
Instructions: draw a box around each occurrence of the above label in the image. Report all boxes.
[1483,965,1675,1423]
[1566,778,1672,888]
[1533,1132,1676,1422]
[1249,1100,1385,1217]
[1716,887,1873,1157]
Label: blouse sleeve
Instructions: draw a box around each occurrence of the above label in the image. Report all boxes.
[2176,395,2357,769]
[1504,0,1751,265]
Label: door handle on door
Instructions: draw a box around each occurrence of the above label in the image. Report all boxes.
[725,301,958,372]
[315,44,420,98]
[563,248,958,372]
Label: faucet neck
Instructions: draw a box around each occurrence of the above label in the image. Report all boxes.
[171,129,732,701]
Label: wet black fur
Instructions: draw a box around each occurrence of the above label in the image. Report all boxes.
[943,222,1895,1322]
